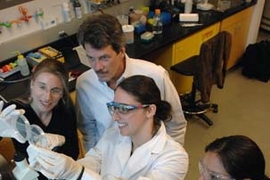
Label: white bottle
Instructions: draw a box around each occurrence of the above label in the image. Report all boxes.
[152,9,163,34]
[184,0,193,13]
[73,0,82,19]
[17,53,30,76]
[62,2,71,22]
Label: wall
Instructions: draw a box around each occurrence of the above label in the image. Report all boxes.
[0,0,150,62]
[246,0,265,45]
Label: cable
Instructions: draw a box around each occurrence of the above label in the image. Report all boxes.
[0,76,30,84]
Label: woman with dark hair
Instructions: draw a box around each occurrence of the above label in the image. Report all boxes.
[26,75,189,180]
[10,59,79,161]
[199,135,269,180]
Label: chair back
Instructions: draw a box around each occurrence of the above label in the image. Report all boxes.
[195,31,232,102]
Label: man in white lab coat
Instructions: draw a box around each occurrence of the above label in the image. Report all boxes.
[75,13,187,152]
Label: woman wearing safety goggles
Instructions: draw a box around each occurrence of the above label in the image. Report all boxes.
[26,75,189,180]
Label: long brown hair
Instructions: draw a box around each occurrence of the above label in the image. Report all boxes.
[18,59,70,107]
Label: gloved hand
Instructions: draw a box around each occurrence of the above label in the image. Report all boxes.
[0,101,26,143]
[27,144,83,179]
[35,133,65,150]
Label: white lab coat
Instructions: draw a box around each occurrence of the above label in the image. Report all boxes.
[76,54,187,151]
[77,123,189,180]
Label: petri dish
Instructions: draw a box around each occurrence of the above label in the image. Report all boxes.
[13,114,45,145]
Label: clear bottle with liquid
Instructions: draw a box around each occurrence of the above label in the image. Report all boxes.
[152,9,163,35]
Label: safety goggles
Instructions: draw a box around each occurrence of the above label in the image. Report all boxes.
[198,160,235,180]
[106,101,150,115]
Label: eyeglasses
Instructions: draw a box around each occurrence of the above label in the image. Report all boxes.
[198,160,235,180]
[106,101,150,115]
[34,82,63,98]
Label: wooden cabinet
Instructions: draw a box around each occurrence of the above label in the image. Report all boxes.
[155,23,220,94]
[220,6,254,69]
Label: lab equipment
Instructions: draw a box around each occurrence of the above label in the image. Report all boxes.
[73,0,82,19]
[38,46,64,63]
[13,113,45,145]
[0,101,64,148]
[15,52,30,76]
[62,2,72,22]
[140,31,154,43]
[181,23,203,27]
[26,52,47,67]
[179,13,199,22]
[196,0,214,11]
[0,101,66,179]
[152,9,163,34]
[0,62,20,78]
[12,152,39,180]
[184,0,193,13]
[122,25,134,44]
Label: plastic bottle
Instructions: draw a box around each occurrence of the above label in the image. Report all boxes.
[73,0,82,19]
[15,52,30,76]
[184,0,193,13]
[62,2,71,22]
[152,9,163,35]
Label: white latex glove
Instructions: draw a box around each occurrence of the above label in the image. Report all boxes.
[35,133,65,150]
[0,101,26,143]
[27,144,83,179]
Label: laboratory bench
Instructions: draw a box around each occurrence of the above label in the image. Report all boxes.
[0,0,257,101]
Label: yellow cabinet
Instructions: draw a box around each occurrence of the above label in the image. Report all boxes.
[70,91,76,103]
[220,7,254,69]
[155,22,220,94]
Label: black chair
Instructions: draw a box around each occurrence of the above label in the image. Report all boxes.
[170,31,232,126]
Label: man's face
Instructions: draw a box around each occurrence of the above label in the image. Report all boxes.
[84,43,125,83]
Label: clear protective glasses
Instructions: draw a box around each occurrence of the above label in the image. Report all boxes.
[198,160,235,180]
[106,101,150,115]
[34,82,63,98]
